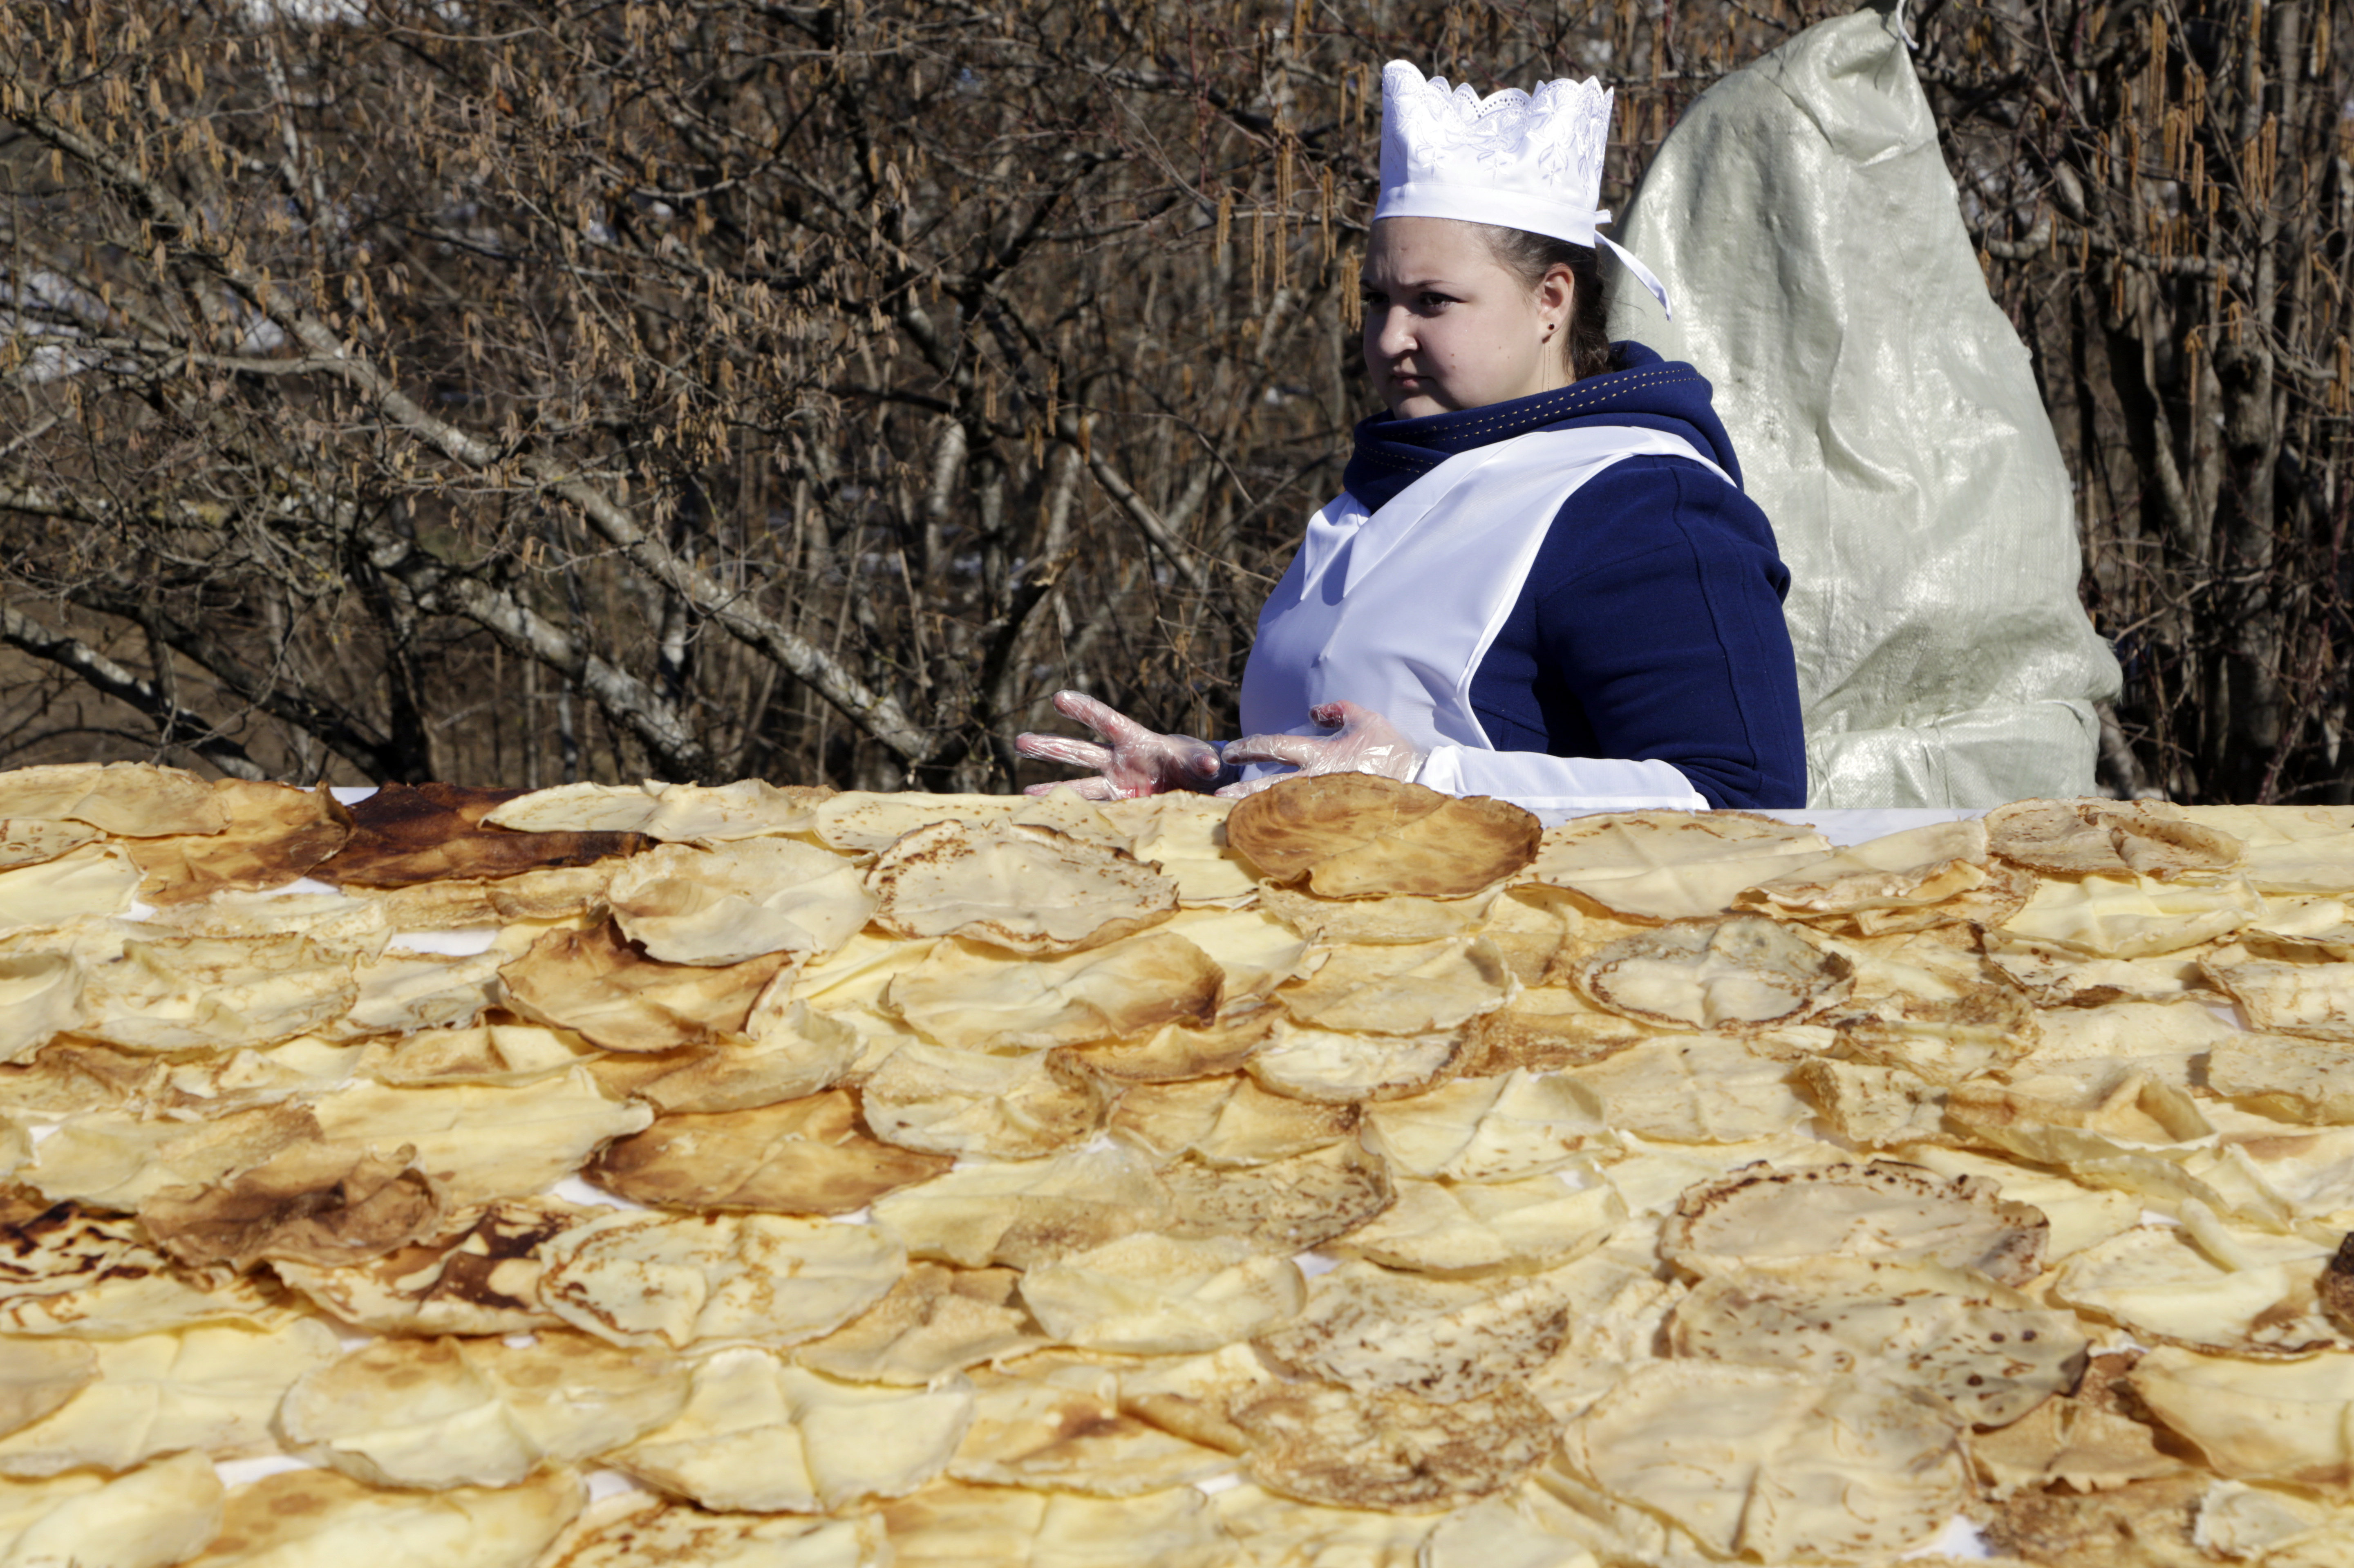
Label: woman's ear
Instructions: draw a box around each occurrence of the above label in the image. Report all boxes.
[1539,262,1577,339]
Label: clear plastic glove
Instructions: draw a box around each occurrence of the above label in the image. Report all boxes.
[1014,689,1226,800]
[1215,700,1428,798]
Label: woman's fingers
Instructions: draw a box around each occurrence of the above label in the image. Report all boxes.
[1220,732,1340,769]
[1218,703,1423,790]
[1014,732,1114,771]
[1052,689,1152,747]
[1092,735,1219,796]
[1164,736,1225,782]
[1020,691,1224,799]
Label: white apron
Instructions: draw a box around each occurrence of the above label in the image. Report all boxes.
[1239,425,1731,814]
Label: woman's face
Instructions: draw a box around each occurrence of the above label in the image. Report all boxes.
[1361,217,1574,421]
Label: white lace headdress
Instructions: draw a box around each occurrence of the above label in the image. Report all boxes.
[1376,60,1672,318]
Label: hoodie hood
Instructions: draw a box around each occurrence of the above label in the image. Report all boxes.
[1341,340,1745,512]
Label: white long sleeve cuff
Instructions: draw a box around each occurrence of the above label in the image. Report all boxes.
[1413,745,1710,812]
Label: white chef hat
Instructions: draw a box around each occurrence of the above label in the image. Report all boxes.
[1375,60,1673,319]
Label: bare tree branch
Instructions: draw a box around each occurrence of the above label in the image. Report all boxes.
[0,602,267,780]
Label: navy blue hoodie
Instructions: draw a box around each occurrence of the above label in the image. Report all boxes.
[1339,342,1807,810]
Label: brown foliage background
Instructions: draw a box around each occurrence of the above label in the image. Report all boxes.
[0,0,2347,800]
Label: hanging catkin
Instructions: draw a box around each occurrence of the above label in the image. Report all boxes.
[1251,205,1266,310]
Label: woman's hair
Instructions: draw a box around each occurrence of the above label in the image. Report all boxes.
[1477,225,1617,382]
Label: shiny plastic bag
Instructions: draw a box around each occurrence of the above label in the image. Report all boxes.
[1605,1,2121,807]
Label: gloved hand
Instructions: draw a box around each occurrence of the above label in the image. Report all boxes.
[1014,689,1226,800]
[1215,700,1428,797]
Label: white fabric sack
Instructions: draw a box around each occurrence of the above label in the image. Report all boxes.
[1604,0,2121,807]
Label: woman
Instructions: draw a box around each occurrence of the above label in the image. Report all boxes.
[1018,62,1805,812]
